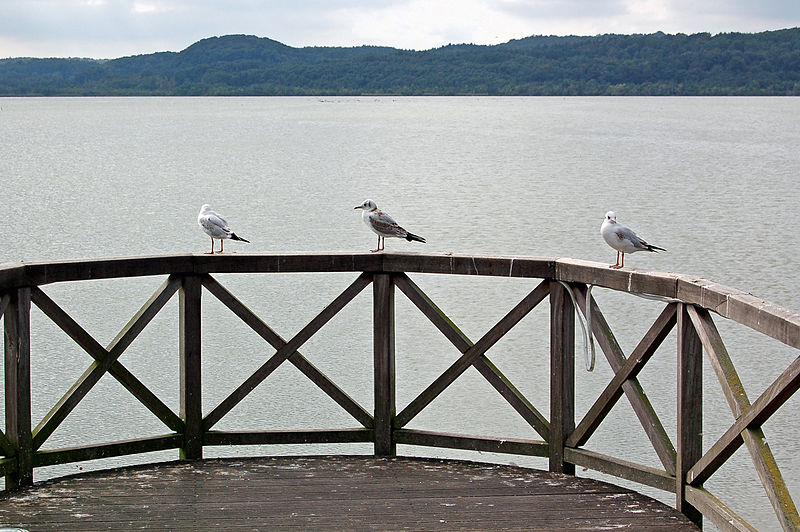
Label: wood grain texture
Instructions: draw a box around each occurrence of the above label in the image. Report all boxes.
[567,303,677,448]
[394,273,550,439]
[30,276,181,450]
[573,285,677,475]
[4,288,32,488]
[372,274,396,457]
[30,286,183,433]
[0,456,699,531]
[687,305,800,530]
[677,303,703,527]
[549,282,575,475]
[200,274,373,428]
[179,275,203,460]
[1,252,799,349]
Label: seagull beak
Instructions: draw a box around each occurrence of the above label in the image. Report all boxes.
[354,205,362,210]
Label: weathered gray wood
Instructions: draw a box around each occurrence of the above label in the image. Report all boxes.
[394,273,550,439]
[382,253,556,279]
[0,430,14,457]
[1,252,799,529]
[568,303,677,448]
[0,456,700,530]
[30,286,183,433]
[1,253,798,352]
[201,274,373,428]
[677,303,704,527]
[203,429,374,446]
[31,276,182,450]
[5,253,382,289]
[0,265,26,292]
[392,272,473,351]
[394,280,550,428]
[19,255,197,286]
[179,275,203,460]
[564,448,675,492]
[0,293,9,319]
[687,305,800,529]
[4,287,33,489]
[0,457,16,477]
[394,428,548,457]
[684,486,758,532]
[0,297,16,457]
[475,356,551,440]
[687,352,800,489]
[677,276,800,351]
[0,291,17,450]
[555,258,680,299]
[2,252,799,348]
[33,434,183,468]
[550,282,575,475]
[573,285,677,476]
[373,274,396,457]
[202,273,373,431]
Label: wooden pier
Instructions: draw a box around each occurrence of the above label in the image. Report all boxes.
[2,253,799,530]
[0,455,698,530]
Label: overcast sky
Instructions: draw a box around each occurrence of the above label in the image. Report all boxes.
[2,0,800,59]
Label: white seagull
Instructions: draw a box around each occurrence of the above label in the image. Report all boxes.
[600,211,665,269]
[197,204,250,254]
[354,199,426,252]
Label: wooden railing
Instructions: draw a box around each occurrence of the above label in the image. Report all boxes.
[2,253,799,530]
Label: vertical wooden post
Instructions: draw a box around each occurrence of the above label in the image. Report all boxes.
[4,287,33,488]
[677,303,703,528]
[179,275,203,460]
[550,282,575,475]
[373,273,396,457]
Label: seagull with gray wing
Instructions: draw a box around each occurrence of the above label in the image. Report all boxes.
[601,211,665,269]
[198,204,250,254]
[354,199,426,252]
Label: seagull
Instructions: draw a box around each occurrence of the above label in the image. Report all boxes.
[197,204,250,254]
[601,211,665,269]
[354,199,426,252]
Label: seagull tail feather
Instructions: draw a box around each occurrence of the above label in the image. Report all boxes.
[230,233,250,243]
[646,244,666,252]
[405,232,426,244]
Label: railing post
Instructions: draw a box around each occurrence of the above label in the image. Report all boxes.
[4,287,33,489]
[677,303,703,528]
[550,281,575,475]
[373,273,396,457]
[179,275,203,460]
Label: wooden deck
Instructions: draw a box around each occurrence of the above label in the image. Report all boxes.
[0,456,698,531]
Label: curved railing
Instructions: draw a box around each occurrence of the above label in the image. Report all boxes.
[2,253,799,530]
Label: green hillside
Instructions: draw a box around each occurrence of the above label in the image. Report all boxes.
[2,29,799,96]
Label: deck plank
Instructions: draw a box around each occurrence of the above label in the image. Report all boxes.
[0,455,698,530]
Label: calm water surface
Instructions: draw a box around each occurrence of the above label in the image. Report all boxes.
[2,96,799,530]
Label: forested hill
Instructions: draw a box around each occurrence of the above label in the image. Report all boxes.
[2,29,800,96]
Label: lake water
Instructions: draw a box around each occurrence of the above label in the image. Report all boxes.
[2,96,800,529]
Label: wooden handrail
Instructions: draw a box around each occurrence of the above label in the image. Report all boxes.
[2,253,798,350]
[2,252,799,530]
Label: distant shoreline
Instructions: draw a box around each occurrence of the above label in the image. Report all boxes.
[3,29,799,97]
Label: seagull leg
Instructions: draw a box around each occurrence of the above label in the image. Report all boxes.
[206,237,215,254]
[609,251,623,269]
[371,235,380,253]
[218,239,224,254]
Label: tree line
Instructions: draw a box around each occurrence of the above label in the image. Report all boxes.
[1,29,799,96]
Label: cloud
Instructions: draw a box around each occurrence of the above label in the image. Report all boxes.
[495,0,630,20]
